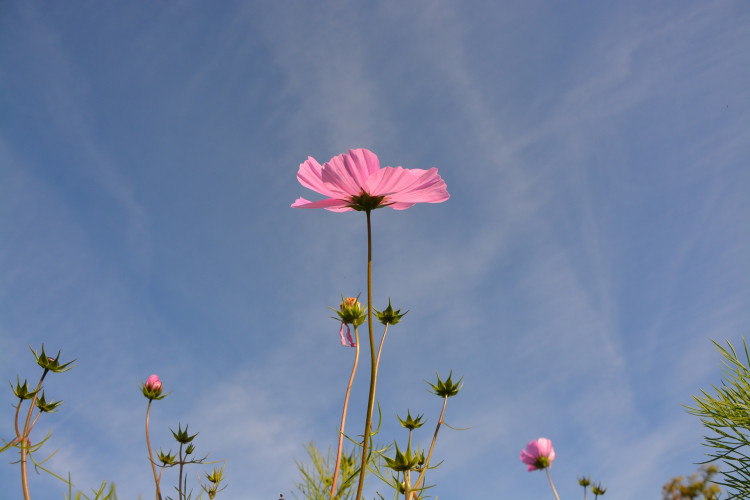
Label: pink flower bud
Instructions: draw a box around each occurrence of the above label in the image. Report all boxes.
[340,297,358,310]
[146,374,162,393]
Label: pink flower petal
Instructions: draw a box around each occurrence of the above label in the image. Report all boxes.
[297,157,347,199]
[365,167,449,205]
[291,197,352,211]
[339,322,356,347]
[321,148,380,197]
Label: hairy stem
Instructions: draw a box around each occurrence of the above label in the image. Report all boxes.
[330,326,360,500]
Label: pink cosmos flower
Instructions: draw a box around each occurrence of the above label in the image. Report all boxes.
[145,374,162,393]
[291,148,449,212]
[520,437,556,471]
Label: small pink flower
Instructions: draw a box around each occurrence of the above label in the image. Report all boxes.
[292,148,449,212]
[145,374,162,394]
[520,437,556,471]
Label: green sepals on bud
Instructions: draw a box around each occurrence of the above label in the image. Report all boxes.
[591,483,607,496]
[427,371,463,398]
[185,443,196,456]
[171,423,198,445]
[157,449,177,466]
[578,476,592,487]
[35,391,63,413]
[205,466,225,484]
[332,296,367,327]
[394,481,407,495]
[383,442,424,473]
[397,410,426,430]
[30,344,76,373]
[375,299,408,326]
[11,377,40,401]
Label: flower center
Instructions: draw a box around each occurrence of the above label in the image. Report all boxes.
[348,191,387,211]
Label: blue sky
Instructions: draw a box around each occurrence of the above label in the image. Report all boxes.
[1,1,748,499]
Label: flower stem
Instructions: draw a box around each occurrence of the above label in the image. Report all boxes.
[178,443,184,500]
[20,370,48,500]
[410,396,448,498]
[546,468,560,500]
[375,324,389,375]
[145,399,162,500]
[355,210,377,500]
[330,327,360,500]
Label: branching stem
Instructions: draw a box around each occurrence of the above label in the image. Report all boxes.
[20,370,48,500]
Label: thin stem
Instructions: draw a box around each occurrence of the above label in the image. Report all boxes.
[410,396,448,498]
[546,468,561,500]
[178,443,184,500]
[330,326,360,500]
[145,400,162,500]
[404,469,411,500]
[375,324,390,374]
[29,410,43,430]
[14,400,23,439]
[355,210,376,500]
[20,370,48,500]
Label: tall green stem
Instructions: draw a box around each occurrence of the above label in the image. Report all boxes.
[355,210,377,500]
[330,327,360,500]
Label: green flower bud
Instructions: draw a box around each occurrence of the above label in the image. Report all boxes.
[375,299,408,326]
[333,296,367,327]
[427,371,463,398]
[205,466,225,484]
[35,391,62,413]
[397,410,426,430]
[383,442,423,472]
[592,483,607,496]
[30,344,76,373]
[157,449,176,466]
[171,423,198,444]
[578,476,592,487]
[11,377,39,401]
